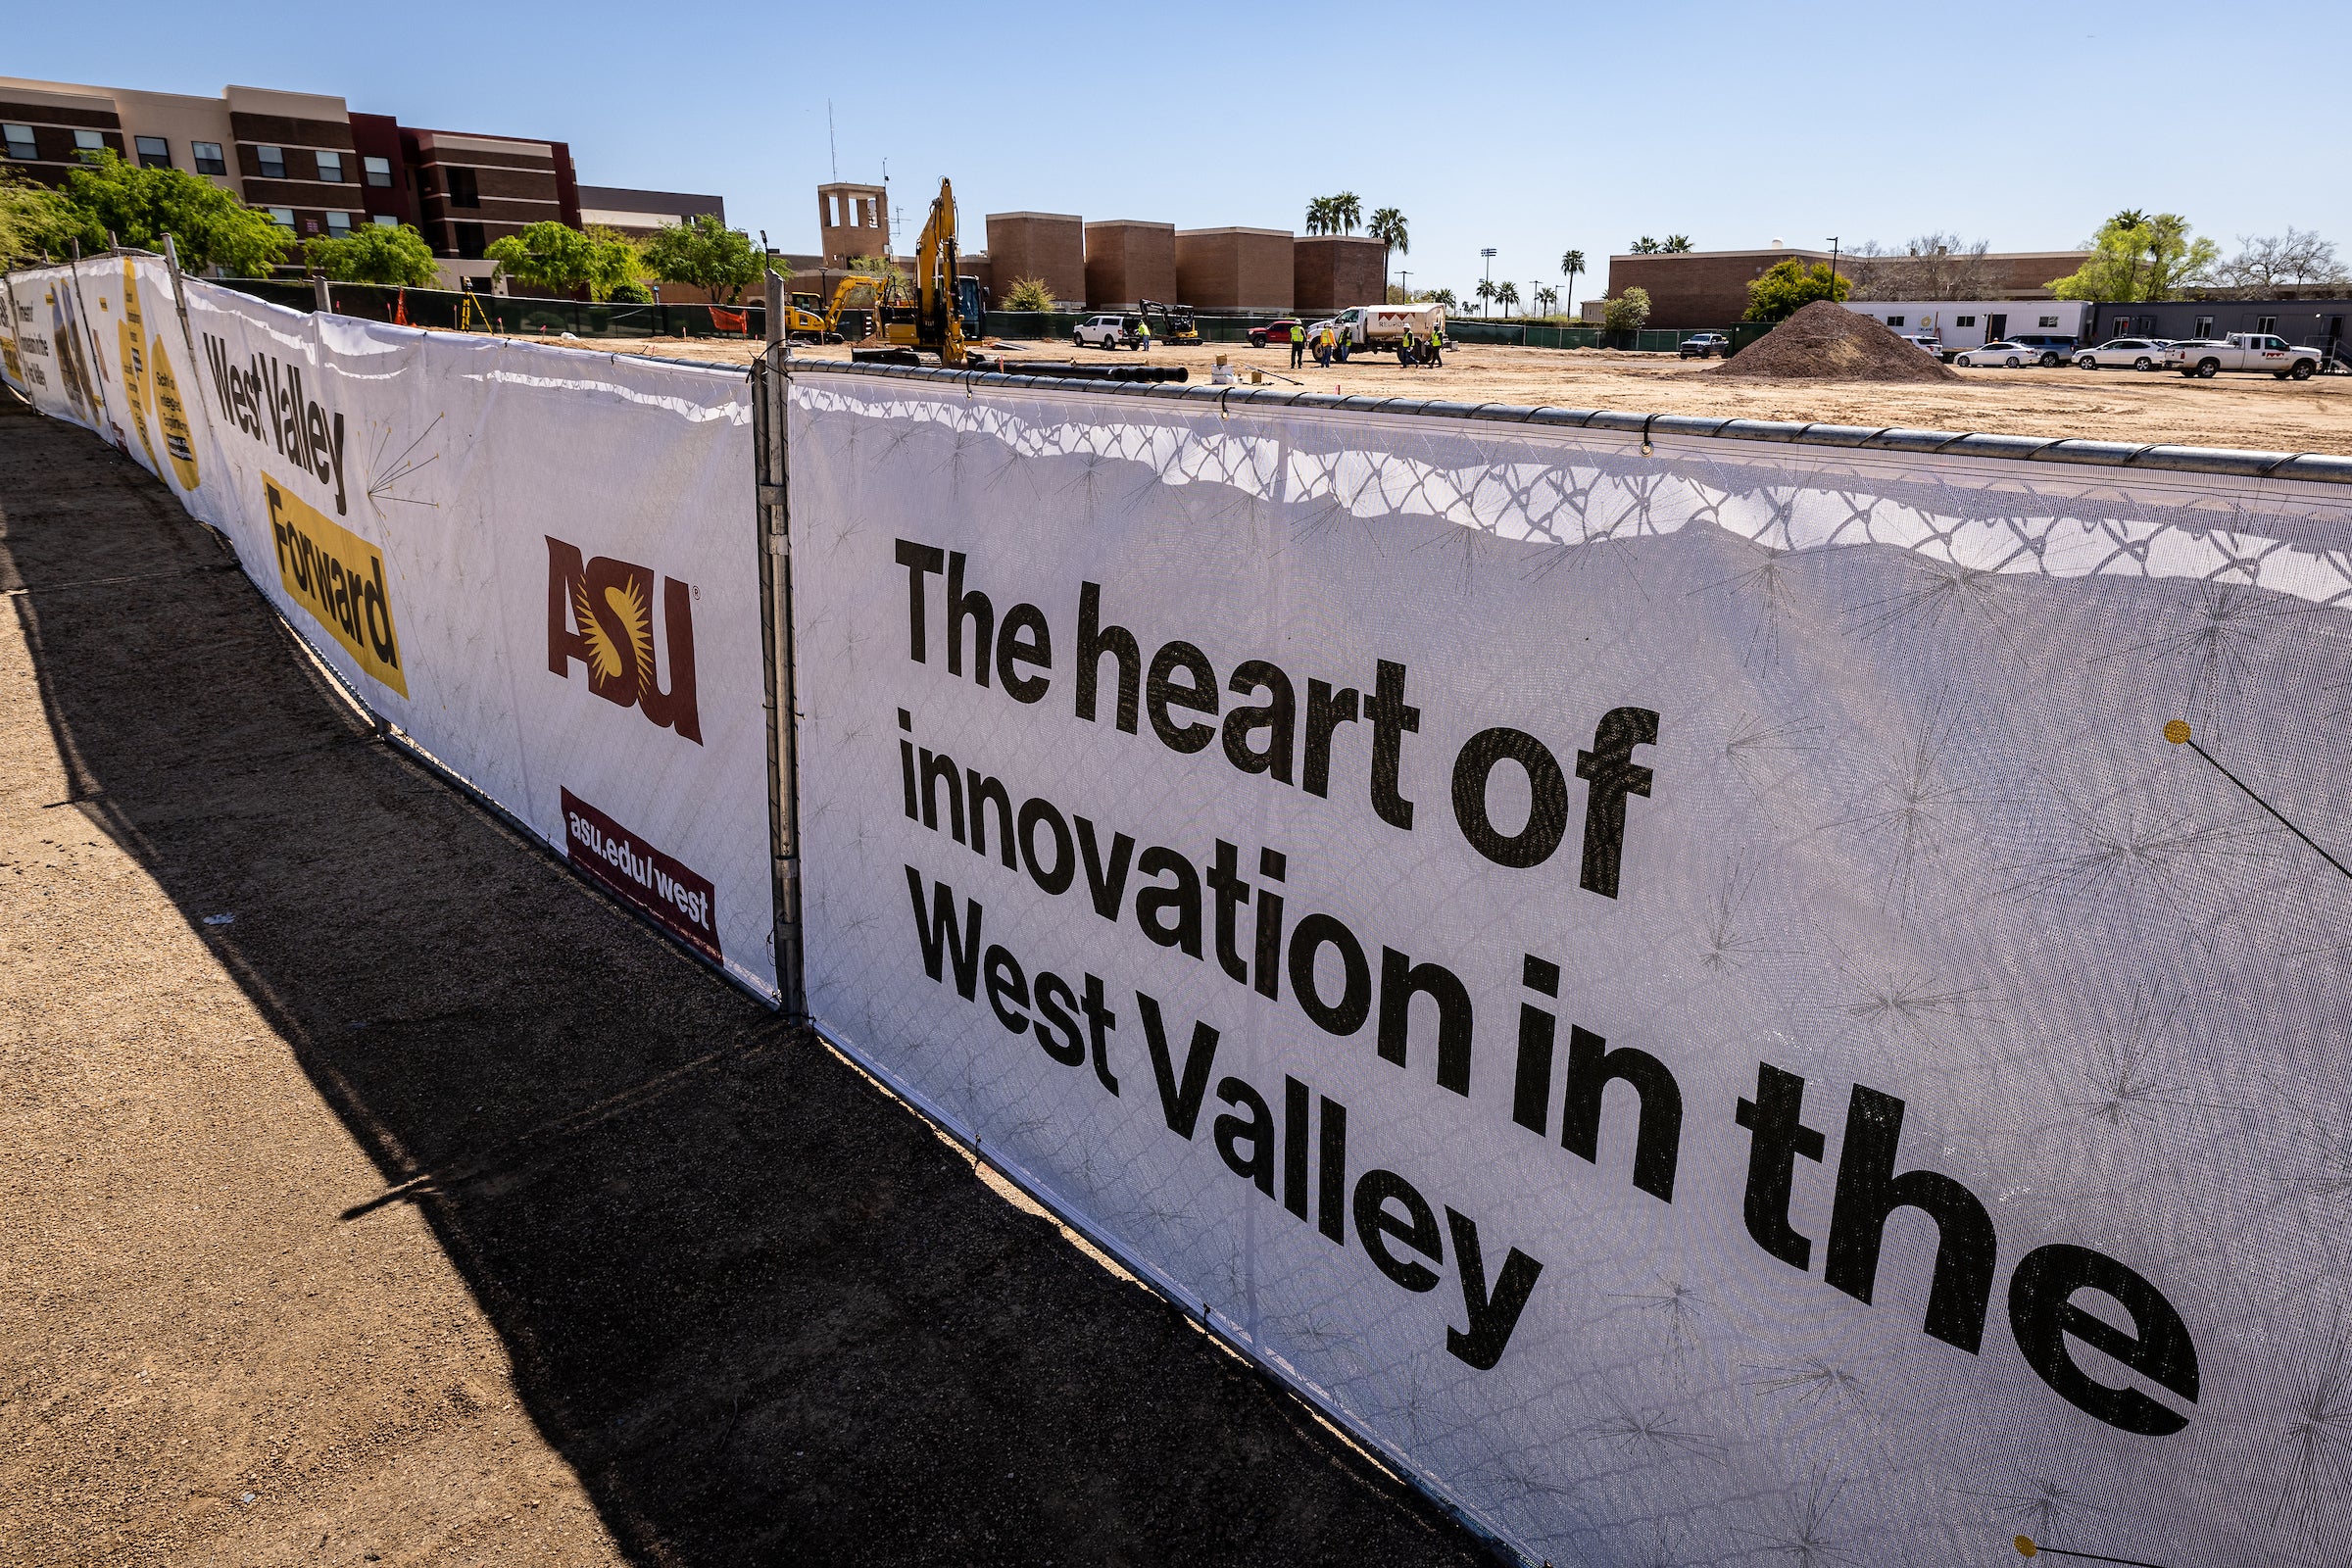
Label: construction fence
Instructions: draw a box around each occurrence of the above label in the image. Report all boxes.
[12,248,2352,1568]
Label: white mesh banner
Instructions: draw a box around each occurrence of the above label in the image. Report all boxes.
[3,260,777,1000]
[788,366,2352,1564]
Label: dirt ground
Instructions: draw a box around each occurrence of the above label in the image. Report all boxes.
[0,395,1491,1566]
[597,333,2352,455]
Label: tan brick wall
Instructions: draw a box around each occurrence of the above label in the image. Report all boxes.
[1606,250,1826,329]
[1293,235,1388,314]
[1176,228,1294,311]
[1084,221,1176,309]
[988,213,1086,306]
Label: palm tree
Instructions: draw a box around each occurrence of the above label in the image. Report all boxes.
[1332,191,1362,234]
[1429,286,1456,311]
[1560,249,1586,315]
[1304,196,1332,236]
[1474,277,1496,317]
[1496,281,1520,318]
[1662,234,1693,253]
[1369,206,1407,291]
[1630,236,1661,254]
[1535,284,1558,317]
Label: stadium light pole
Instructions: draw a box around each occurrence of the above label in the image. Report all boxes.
[1481,247,1496,316]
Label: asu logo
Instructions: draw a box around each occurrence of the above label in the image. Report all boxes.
[546,536,703,744]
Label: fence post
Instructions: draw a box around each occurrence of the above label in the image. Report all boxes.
[65,240,117,434]
[313,275,331,315]
[751,342,807,1020]
[162,233,198,360]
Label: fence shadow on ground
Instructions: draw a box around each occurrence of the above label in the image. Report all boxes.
[0,400,1494,1567]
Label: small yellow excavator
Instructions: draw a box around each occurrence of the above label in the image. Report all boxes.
[780,275,886,342]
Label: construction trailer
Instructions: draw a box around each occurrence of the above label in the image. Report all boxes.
[1842,300,2093,351]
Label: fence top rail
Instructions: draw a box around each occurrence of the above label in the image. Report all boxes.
[786,357,2352,487]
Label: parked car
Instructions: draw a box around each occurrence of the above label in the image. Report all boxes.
[2165,333,2323,379]
[1679,332,1731,359]
[1248,318,1303,349]
[1955,340,2034,368]
[1901,335,1946,359]
[2075,338,2170,371]
[1074,314,1144,351]
[2011,334,2077,367]
[1329,304,1446,349]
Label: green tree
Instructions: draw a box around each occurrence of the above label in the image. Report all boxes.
[1330,191,1361,234]
[1427,286,1457,310]
[1535,284,1558,317]
[0,168,81,267]
[848,253,910,304]
[1629,235,1661,254]
[640,214,760,305]
[1741,258,1850,321]
[1304,196,1334,235]
[1474,276,1496,316]
[304,221,438,286]
[1559,248,1586,314]
[1662,234,1693,253]
[1496,280,1521,317]
[485,220,643,300]
[2047,211,2217,301]
[1001,275,1055,312]
[1368,206,1407,290]
[51,151,295,274]
[1602,287,1651,333]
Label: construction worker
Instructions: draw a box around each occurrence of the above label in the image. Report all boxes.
[1426,321,1444,368]
[1136,316,1152,352]
[1397,327,1416,368]
[1290,320,1306,368]
[1314,323,1332,368]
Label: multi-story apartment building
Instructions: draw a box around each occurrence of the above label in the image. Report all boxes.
[0,75,717,290]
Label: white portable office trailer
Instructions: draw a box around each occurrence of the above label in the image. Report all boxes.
[1842,299,2094,350]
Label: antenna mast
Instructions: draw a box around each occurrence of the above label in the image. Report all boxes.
[827,101,838,181]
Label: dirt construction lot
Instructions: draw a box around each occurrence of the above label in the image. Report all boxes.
[612,334,2352,455]
[0,394,1490,1564]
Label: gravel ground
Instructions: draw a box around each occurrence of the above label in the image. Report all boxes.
[577,332,2352,454]
[0,393,1493,1567]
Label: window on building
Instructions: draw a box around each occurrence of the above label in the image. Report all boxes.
[2038,315,2059,327]
[268,208,296,229]
[316,149,344,182]
[372,214,398,227]
[2257,315,2278,334]
[364,155,392,188]
[454,220,486,258]
[326,211,352,235]
[257,144,286,178]
[2194,316,2214,338]
[1885,315,1904,327]
[1956,315,1976,327]
[192,141,225,175]
[134,135,172,169]
[2,124,33,161]
[74,129,106,162]
[447,167,479,208]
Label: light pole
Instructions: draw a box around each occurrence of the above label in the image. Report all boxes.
[1481,247,1496,316]
[1399,270,1410,302]
[1827,235,1840,297]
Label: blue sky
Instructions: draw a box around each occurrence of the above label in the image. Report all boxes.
[18,0,2350,302]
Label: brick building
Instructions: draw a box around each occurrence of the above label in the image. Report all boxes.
[1293,234,1387,314]
[1606,246,2097,329]
[1176,227,1293,311]
[0,74,708,291]
[1084,220,1176,310]
[987,212,1086,306]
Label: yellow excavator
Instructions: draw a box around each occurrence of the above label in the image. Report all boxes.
[860,176,984,367]
[783,275,887,342]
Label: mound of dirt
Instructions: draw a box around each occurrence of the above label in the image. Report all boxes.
[1707,300,1960,382]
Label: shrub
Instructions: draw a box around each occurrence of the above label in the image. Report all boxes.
[1602,288,1652,333]
[1001,275,1054,313]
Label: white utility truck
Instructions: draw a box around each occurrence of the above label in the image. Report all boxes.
[1329,303,1447,349]
[2166,333,2322,379]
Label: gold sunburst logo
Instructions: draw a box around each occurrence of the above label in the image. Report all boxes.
[574,575,655,685]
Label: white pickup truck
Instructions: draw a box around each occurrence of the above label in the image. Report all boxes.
[2167,333,2322,379]
[1328,303,1446,349]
